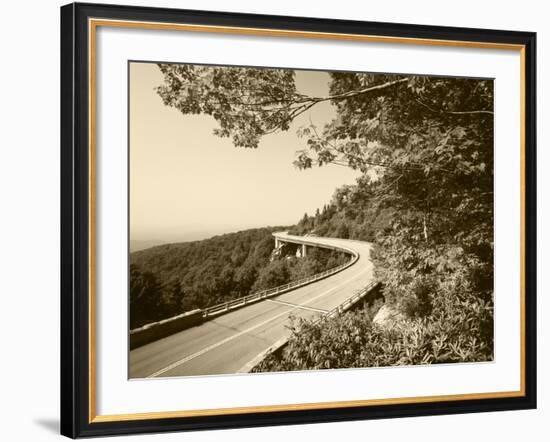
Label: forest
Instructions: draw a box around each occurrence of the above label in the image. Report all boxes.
[131,64,495,367]
[130,227,349,329]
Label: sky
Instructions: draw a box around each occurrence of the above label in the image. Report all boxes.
[130,62,361,243]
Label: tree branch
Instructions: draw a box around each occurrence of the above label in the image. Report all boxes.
[311,77,409,103]
[416,99,493,116]
[215,78,410,112]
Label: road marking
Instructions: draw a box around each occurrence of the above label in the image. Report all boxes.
[148,267,371,378]
[266,299,328,313]
[147,307,295,377]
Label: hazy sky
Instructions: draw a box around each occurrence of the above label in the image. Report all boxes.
[130,62,361,243]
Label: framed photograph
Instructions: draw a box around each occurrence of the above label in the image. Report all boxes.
[60,2,536,438]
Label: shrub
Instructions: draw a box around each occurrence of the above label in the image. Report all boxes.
[253,278,493,373]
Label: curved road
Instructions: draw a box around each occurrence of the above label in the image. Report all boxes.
[129,233,374,378]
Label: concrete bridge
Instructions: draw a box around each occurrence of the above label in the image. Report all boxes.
[274,232,361,258]
[274,235,311,257]
[129,232,375,378]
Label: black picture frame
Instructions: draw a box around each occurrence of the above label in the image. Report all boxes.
[61,2,537,438]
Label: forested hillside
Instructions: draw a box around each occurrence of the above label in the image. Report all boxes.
[130,227,349,329]
[289,175,396,242]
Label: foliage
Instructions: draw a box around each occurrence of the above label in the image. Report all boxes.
[251,259,291,292]
[288,175,396,242]
[130,264,164,329]
[156,64,299,148]
[253,289,492,372]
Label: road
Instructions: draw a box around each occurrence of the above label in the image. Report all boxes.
[129,233,374,378]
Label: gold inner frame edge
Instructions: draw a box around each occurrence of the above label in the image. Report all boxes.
[87,18,527,424]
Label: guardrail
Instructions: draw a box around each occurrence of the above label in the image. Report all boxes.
[324,280,380,319]
[203,251,358,318]
[239,280,380,373]
[130,233,365,349]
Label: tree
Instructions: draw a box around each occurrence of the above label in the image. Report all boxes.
[130,264,163,328]
[156,64,298,148]
[162,279,184,314]
[252,259,291,292]
[335,222,350,239]
[235,263,258,296]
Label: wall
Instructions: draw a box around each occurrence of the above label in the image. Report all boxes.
[0,0,546,441]
[130,309,204,350]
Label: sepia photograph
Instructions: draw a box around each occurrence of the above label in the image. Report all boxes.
[128,61,494,379]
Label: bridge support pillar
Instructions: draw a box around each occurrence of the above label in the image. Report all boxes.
[301,244,307,257]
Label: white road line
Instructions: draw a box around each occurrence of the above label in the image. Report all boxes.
[148,306,296,378]
[266,299,328,313]
[148,267,370,378]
